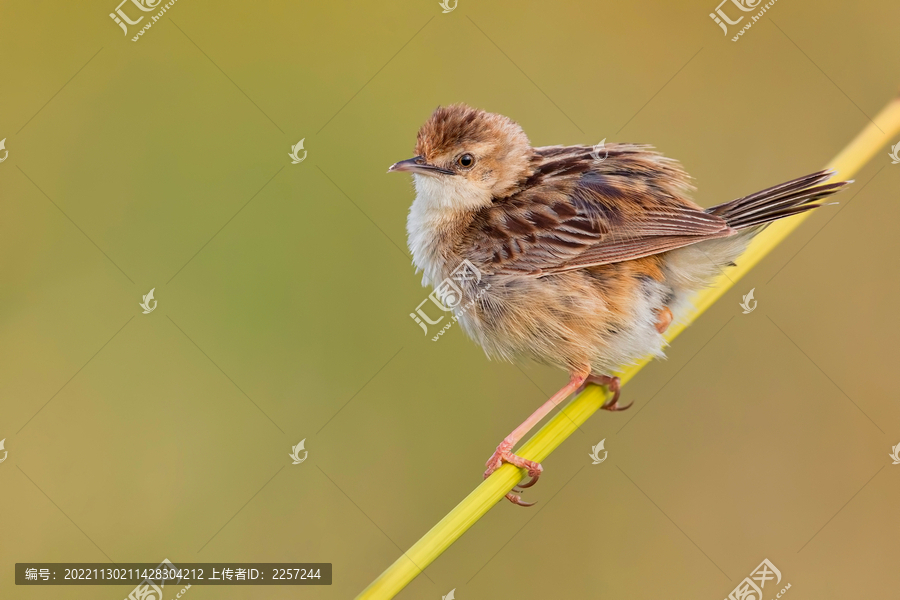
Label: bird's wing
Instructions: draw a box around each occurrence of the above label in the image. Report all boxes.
[460,144,733,276]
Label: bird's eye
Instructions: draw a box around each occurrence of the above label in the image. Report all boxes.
[457,154,475,168]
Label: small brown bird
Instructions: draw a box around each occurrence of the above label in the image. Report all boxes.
[390,104,848,506]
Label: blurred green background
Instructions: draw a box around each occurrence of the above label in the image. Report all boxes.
[2,0,899,598]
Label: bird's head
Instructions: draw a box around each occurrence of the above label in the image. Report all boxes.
[389,104,533,211]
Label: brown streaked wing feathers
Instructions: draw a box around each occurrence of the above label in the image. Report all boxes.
[461,144,733,275]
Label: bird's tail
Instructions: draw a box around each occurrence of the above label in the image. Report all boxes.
[705,170,850,230]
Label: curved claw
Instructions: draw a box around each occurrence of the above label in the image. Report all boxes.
[505,492,537,507]
[602,398,633,411]
[516,472,541,489]
[588,374,631,412]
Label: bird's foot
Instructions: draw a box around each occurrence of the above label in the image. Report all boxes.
[484,439,543,507]
[578,374,632,411]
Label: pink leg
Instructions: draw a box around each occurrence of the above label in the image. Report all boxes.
[485,369,589,506]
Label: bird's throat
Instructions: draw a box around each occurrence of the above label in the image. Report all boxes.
[406,175,487,287]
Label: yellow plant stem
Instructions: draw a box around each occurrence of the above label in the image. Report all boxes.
[356,93,900,600]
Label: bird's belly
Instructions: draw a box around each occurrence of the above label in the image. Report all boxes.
[456,266,673,374]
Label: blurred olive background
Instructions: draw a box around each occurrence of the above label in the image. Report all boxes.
[2,0,899,598]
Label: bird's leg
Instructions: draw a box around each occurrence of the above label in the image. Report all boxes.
[484,369,590,506]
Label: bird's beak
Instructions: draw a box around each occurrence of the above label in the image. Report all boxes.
[388,156,454,176]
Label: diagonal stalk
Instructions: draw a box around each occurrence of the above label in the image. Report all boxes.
[356,92,900,600]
